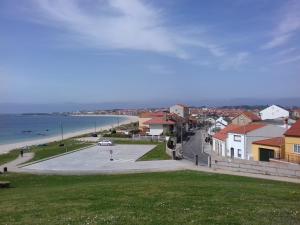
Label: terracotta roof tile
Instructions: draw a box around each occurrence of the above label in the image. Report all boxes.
[144,118,175,125]
[284,119,300,137]
[229,123,266,134]
[213,124,241,141]
[139,112,165,118]
[253,137,285,147]
[234,111,261,121]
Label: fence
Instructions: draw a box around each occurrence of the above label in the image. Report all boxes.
[132,134,166,142]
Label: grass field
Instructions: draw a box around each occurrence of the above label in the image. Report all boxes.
[0,171,299,225]
[28,139,92,162]
[0,149,20,166]
[138,142,171,161]
[114,139,171,161]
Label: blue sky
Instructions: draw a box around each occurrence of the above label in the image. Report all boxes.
[0,0,300,106]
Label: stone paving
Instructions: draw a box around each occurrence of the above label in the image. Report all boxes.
[20,144,186,175]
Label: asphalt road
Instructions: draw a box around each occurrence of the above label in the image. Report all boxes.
[182,129,209,166]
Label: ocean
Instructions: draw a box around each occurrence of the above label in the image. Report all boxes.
[0,114,127,145]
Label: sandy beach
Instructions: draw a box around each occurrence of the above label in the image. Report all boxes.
[0,115,138,155]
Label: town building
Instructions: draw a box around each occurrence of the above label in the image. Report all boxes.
[252,137,285,161]
[284,119,300,164]
[292,109,300,119]
[170,104,189,119]
[259,105,289,120]
[138,112,165,131]
[226,123,286,160]
[212,124,240,157]
[231,111,261,125]
[143,117,176,136]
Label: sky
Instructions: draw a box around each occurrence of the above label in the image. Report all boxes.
[0,0,300,108]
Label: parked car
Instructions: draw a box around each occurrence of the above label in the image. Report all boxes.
[98,139,113,146]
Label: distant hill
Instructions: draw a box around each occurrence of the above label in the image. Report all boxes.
[0,98,299,113]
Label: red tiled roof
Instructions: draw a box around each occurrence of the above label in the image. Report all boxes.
[253,137,284,147]
[144,118,175,125]
[234,111,261,121]
[213,124,241,141]
[139,112,165,118]
[229,123,266,134]
[284,119,300,137]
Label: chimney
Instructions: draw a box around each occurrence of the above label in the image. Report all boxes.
[284,118,288,130]
[163,112,167,121]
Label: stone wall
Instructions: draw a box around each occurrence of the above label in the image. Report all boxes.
[211,155,300,179]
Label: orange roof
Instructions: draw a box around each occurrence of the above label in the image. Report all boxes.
[213,124,241,141]
[284,119,300,137]
[253,137,285,147]
[229,123,266,134]
[234,111,261,121]
[139,112,165,118]
[144,118,175,125]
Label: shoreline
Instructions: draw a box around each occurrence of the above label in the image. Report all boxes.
[0,115,138,155]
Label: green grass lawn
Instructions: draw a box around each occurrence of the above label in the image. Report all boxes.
[28,139,92,162]
[138,142,171,161]
[0,149,20,166]
[0,171,299,225]
[114,139,171,161]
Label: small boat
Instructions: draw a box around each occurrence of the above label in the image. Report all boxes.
[37,133,46,136]
[22,130,32,133]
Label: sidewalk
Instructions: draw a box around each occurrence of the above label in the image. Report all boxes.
[0,153,34,173]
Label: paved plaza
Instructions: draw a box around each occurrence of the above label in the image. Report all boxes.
[20,144,185,174]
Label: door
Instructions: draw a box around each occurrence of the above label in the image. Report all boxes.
[259,148,274,162]
[230,148,234,158]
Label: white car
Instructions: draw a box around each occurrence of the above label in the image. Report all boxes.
[98,139,113,146]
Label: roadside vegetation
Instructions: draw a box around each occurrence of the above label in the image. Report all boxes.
[114,139,171,161]
[138,142,171,161]
[0,171,299,224]
[0,149,20,166]
[28,139,92,163]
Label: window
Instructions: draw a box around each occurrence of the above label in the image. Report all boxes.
[294,144,300,154]
[234,135,241,142]
[238,149,242,158]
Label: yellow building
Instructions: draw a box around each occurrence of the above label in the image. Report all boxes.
[252,137,284,161]
[284,119,300,164]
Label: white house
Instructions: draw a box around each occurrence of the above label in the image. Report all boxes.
[260,105,289,120]
[170,104,189,119]
[215,117,228,129]
[226,123,287,160]
[144,117,176,136]
[212,124,240,157]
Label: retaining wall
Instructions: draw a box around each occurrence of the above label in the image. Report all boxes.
[211,155,300,179]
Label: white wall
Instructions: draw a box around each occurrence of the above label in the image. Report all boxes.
[227,125,287,160]
[260,105,289,120]
[213,138,226,157]
[148,124,164,135]
[170,105,189,118]
[226,133,246,159]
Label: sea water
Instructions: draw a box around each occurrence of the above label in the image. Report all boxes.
[0,114,127,145]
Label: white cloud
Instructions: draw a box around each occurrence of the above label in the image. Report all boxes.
[220,52,250,70]
[28,0,227,60]
[262,0,300,49]
[262,34,291,50]
[276,55,300,65]
[19,0,251,71]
